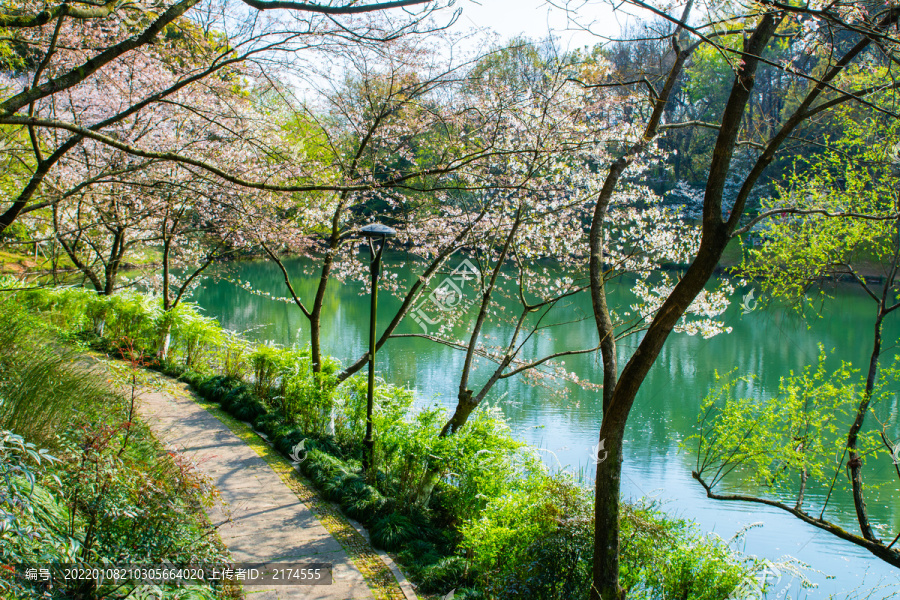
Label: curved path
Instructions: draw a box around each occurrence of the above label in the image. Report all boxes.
[137,380,379,600]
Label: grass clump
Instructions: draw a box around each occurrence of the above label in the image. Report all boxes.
[0,321,117,447]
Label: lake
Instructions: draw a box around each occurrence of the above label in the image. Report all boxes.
[190,255,900,599]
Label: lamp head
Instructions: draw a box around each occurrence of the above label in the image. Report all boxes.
[359,223,397,238]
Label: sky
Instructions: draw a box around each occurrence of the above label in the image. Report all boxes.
[448,0,625,51]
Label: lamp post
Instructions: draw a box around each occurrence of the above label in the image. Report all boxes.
[359,223,397,479]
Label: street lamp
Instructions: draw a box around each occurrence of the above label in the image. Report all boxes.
[359,222,397,478]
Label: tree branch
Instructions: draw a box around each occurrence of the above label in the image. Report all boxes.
[733,208,900,237]
[238,0,430,14]
[693,471,900,567]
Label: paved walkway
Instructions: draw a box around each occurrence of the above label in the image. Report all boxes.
[137,383,375,600]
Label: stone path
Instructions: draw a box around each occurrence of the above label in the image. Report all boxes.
[137,383,375,600]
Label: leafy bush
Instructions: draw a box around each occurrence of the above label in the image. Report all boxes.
[55,421,225,567]
[370,513,418,551]
[283,370,335,435]
[103,293,159,347]
[248,344,284,397]
[0,430,75,565]
[417,556,469,594]
[374,401,534,521]
[620,502,751,600]
[220,332,250,380]
[341,481,385,523]
[173,308,223,371]
[462,473,753,600]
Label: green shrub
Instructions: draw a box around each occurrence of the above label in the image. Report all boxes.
[178,370,205,388]
[620,502,752,600]
[283,370,335,435]
[341,482,385,523]
[333,376,368,447]
[20,286,93,333]
[161,360,187,379]
[370,513,418,551]
[231,396,266,423]
[220,332,250,380]
[221,386,253,412]
[302,449,350,484]
[462,474,754,600]
[272,429,343,460]
[417,556,469,594]
[252,412,285,438]
[321,473,356,503]
[248,344,284,397]
[396,539,440,574]
[374,402,533,519]
[50,419,228,581]
[200,376,241,403]
[172,308,223,371]
[0,430,74,567]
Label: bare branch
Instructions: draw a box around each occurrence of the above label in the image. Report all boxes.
[733,207,900,237]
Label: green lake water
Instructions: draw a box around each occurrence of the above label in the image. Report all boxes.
[190,255,900,599]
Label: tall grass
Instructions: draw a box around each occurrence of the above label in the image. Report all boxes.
[0,304,120,446]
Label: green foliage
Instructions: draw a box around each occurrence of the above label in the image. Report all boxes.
[0,302,121,446]
[370,513,418,551]
[462,475,753,600]
[219,332,250,380]
[101,293,160,346]
[247,344,339,433]
[341,480,385,522]
[55,421,225,567]
[691,350,890,509]
[416,555,468,594]
[248,344,285,397]
[0,292,236,599]
[18,288,227,375]
[283,364,336,435]
[620,503,751,600]
[460,474,586,592]
[20,286,94,333]
[742,108,900,306]
[375,400,533,521]
[173,308,224,371]
[0,430,74,560]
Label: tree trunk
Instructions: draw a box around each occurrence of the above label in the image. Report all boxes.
[589,13,779,597]
[847,309,884,541]
[592,421,626,600]
[311,242,339,375]
[414,389,477,504]
[103,227,126,296]
[53,203,104,293]
[162,235,172,311]
[159,325,172,361]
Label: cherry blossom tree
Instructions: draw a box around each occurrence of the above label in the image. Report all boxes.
[552,1,900,597]
[0,0,457,234]
[389,37,735,507]
[240,34,545,376]
[30,26,301,296]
